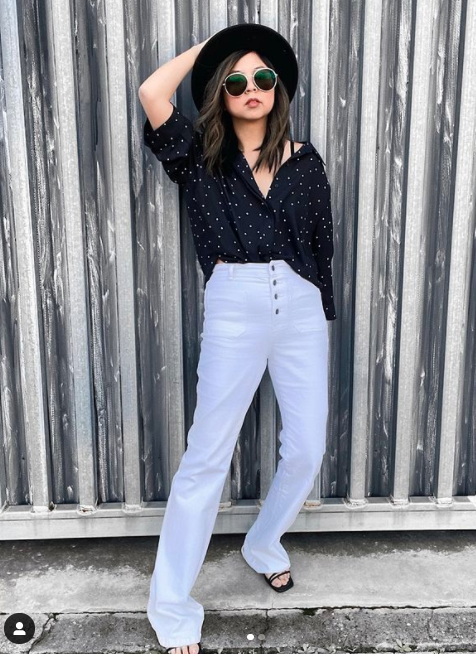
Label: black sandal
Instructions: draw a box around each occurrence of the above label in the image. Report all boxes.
[263,569,294,593]
[166,642,202,653]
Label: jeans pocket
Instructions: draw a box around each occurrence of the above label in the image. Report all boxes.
[204,280,248,337]
[291,280,325,333]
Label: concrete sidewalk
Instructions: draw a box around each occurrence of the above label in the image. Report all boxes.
[1,530,476,653]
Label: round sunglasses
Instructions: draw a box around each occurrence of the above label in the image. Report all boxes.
[222,67,278,97]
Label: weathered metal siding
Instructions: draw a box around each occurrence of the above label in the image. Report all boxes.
[0,0,475,540]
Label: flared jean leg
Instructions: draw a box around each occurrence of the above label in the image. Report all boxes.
[242,288,329,574]
[147,319,268,648]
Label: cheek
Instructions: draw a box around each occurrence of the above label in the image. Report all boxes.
[263,93,275,109]
[225,98,244,114]
[224,96,241,113]
[263,97,274,112]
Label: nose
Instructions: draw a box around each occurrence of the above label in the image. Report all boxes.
[245,75,257,94]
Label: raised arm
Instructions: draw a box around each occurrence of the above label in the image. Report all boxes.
[139,37,212,185]
[139,38,211,130]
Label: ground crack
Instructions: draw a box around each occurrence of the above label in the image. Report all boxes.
[27,612,58,653]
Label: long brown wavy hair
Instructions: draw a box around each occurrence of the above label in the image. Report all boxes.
[193,50,293,179]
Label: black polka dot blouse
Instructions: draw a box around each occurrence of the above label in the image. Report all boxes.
[143,103,337,321]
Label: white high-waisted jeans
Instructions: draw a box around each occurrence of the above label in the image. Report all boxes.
[147,259,329,648]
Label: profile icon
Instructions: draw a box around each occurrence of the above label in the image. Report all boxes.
[4,613,35,644]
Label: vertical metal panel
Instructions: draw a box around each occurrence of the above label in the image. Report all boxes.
[440,0,476,500]
[140,0,187,502]
[350,0,384,504]
[104,0,141,510]
[0,0,475,540]
[0,0,51,511]
[323,0,367,500]
[47,0,96,509]
[393,0,436,503]
[310,0,332,503]
[374,0,414,501]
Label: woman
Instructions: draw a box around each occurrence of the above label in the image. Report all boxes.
[139,23,336,654]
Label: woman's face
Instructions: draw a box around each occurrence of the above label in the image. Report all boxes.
[222,51,275,121]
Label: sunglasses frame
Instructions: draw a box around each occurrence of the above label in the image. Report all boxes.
[222,67,279,97]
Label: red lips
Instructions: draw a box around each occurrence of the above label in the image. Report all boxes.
[246,97,261,105]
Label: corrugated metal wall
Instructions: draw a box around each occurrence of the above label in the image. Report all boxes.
[1,0,475,540]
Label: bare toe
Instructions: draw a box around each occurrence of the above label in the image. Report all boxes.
[266,570,290,587]
[167,646,200,654]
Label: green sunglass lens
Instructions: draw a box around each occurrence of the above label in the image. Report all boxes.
[255,69,276,90]
[226,74,247,96]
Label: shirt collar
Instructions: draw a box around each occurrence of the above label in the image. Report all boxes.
[231,142,315,204]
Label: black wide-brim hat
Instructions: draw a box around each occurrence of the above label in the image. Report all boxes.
[191,23,299,112]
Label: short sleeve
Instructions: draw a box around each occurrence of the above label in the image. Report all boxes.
[311,162,337,320]
[143,103,194,186]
